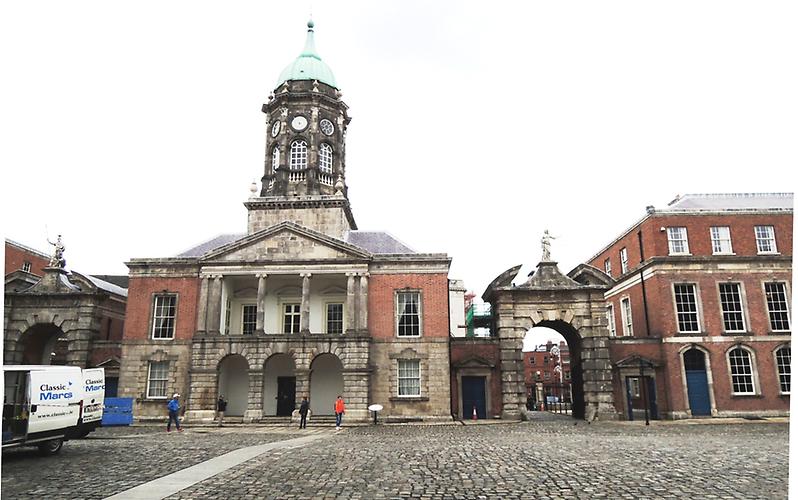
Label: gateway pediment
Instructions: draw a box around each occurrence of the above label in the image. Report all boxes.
[201,222,371,262]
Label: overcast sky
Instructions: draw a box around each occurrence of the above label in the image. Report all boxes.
[2,1,795,312]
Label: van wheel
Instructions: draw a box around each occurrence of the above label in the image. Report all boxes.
[37,438,64,456]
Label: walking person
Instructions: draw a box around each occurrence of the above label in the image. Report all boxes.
[167,393,182,432]
[298,396,309,429]
[334,395,345,431]
[216,395,227,427]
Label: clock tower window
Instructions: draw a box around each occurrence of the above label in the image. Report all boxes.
[319,143,334,186]
[272,146,280,172]
[289,140,308,182]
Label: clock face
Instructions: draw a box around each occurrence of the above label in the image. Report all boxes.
[271,121,280,137]
[291,116,308,131]
[320,119,334,136]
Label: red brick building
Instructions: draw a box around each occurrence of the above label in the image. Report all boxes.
[587,193,792,419]
[524,341,571,389]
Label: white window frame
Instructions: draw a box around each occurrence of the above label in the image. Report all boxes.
[325,302,344,334]
[764,282,791,332]
[289,140,308,170]
[241,303,257,335]
[151,294,177,340]
[22,261,32,273]
[604,258,612,276]
[620,247,629,273]
[146,361,169,399]
[726,346,759,396]
[319,143,333,174]
[710,226,733,254]
[754,225,777,254]
[396,290,422,337]
[667,227,690,255]
[397,359,421,397]
[673,283,701,333]
[774,345,791,395]
[718,283,747,333]
[606,304,616,337]
[620,297,633,337]
[282,302,301,334]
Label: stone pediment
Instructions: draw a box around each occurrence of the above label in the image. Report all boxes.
[520,261,582,289]
[481,264,522,301]
[200,222,371,263]
[453,355,495,369]
[567,264,615,287]
[614,355,659,368]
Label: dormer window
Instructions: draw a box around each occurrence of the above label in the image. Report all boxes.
[290,140,307,170]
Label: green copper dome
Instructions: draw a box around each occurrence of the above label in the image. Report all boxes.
[276,20,337,89]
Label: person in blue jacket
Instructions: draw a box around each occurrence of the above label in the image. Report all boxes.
[167,393,183,432]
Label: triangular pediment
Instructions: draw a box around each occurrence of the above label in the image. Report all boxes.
[201,222,371,262]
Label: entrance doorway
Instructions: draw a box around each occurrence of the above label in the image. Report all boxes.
[683,348,711,416]
[276,377,296,416]
[522,323,582,418]
[625,376,659,420]
[263,354,296,416]
[462,376,486,419]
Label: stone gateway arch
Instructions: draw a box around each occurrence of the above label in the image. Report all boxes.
[482,261,616,421]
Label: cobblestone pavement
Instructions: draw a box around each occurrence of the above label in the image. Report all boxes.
[1,415,789,499]
[1,425,307,499]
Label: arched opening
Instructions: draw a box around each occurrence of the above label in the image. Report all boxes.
[263,354,296,417]
[309,353,344,416]
[522,321,584,419]
[217,354,249,417]
[20,324,68,365]
[682,348,711,416]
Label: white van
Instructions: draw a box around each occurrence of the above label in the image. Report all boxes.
[2,365,105,455]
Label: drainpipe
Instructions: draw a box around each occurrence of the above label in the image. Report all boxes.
[637,230,651,337]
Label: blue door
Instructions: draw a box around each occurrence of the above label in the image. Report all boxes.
[684,349,711,416]
[462,376,486,419]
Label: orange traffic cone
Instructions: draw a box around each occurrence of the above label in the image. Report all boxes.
[472,405,478,420]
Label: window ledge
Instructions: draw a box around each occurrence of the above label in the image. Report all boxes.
[389,396,429,402]
[757,251,780,255]
[676,330,705,336]
[712,252,736,256]
[779,393,791,397]
[768,331,792,335]
[721,331,752,336]
[730,393,761,398]
[668,253,692,257]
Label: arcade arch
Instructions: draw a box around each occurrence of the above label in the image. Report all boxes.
[309,353,344,415]
[218,354,249,416]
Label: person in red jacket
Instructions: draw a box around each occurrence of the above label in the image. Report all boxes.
[334,395,345,430]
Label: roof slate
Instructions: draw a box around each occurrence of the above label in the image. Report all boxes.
[345,231,416,254]
[665,193,793,211]
[176,234,246,258]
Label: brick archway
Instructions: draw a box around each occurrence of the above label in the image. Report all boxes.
[483,261,616,421]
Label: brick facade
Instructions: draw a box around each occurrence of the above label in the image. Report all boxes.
[587,194,792,419]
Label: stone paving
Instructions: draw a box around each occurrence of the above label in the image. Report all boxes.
[1,425,306,499]
[0,414,789,499]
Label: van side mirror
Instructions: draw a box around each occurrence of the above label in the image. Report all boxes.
[30,404,37,413]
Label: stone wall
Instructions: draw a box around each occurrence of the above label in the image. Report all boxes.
[370,338,451,421]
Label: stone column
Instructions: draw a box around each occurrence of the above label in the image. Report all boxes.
[256,274,267,334]
[345,273,356,333]
[300,273,312,334]
[196,276,210,334]
[207,276,223,335]
[358,274,369,331]
[244,369,264,422]
[65,329,93,367]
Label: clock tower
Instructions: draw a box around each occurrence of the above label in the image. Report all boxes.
[245,20,356,238]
